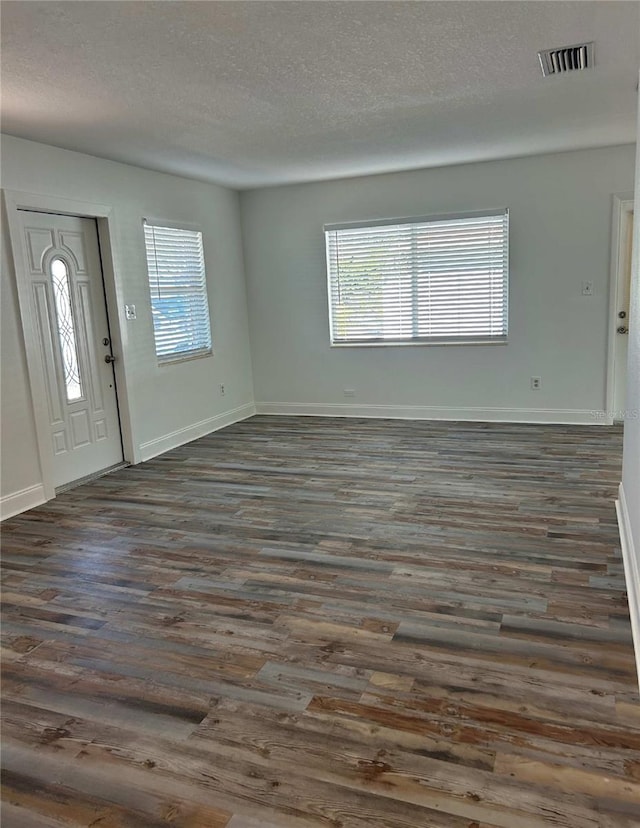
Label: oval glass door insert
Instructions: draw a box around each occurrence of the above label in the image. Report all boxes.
[50,257,83,401]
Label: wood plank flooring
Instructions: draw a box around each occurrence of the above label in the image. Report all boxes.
[1,416,639,828]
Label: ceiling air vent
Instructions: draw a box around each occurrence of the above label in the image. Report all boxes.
[538,42,594,77]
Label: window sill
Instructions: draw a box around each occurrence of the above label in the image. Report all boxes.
[330,339,508,348]
[158,349,213,366]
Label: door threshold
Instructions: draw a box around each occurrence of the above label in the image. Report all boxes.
[55,462,129,495]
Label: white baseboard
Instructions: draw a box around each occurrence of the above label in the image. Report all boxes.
[0,483,47,521]
[138,403,256,462]
[254,402,608,425]
[616,484,640,692]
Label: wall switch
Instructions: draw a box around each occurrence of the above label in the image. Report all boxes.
[219,384,226,396]
[125,304,137,320]
[343,388,356,397]
[531,376,542,390]
[581,281,594,296]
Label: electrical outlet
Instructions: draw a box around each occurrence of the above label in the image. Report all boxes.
[581,280,594,297]
[531,376,542,390]
[343,388,356,397]
[125,304,136,320]
[219,384,226,396]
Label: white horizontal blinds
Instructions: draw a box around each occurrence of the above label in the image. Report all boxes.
[326,210,508,344]
[144,223,212,360]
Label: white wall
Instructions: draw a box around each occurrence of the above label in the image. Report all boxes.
[619,82,640,684]
[1,135,254,516]
[241,145,635,422]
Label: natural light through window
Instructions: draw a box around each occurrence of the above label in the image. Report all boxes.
[143,222,212,362]
[325,210,509,345]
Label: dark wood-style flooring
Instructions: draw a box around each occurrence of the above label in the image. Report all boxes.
[1,416,639,828]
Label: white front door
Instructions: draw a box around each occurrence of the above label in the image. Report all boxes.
[613,208,634,418]
[17,211,123,488]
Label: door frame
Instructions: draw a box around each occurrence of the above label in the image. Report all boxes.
[606,193,635,422]
[3,189,138,501]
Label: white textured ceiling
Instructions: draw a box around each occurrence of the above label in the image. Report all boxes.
[2,1,638,189]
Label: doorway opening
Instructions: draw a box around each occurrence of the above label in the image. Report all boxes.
[608,195,634,422]
[4,190,137,504]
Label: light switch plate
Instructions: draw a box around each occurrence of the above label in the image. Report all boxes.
[581,281,594,296]
[125,304,137,320]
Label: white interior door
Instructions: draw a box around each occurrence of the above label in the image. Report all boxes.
[17,211,123,488]
[613,208,634,418]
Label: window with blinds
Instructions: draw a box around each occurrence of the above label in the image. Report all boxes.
[325,209,509,345]
[143,222,212,361]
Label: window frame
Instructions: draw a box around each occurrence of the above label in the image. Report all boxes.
[142,218,213,365]
[324,208,509,348]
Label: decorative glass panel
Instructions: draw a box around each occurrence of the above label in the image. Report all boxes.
[50,257,82,401]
